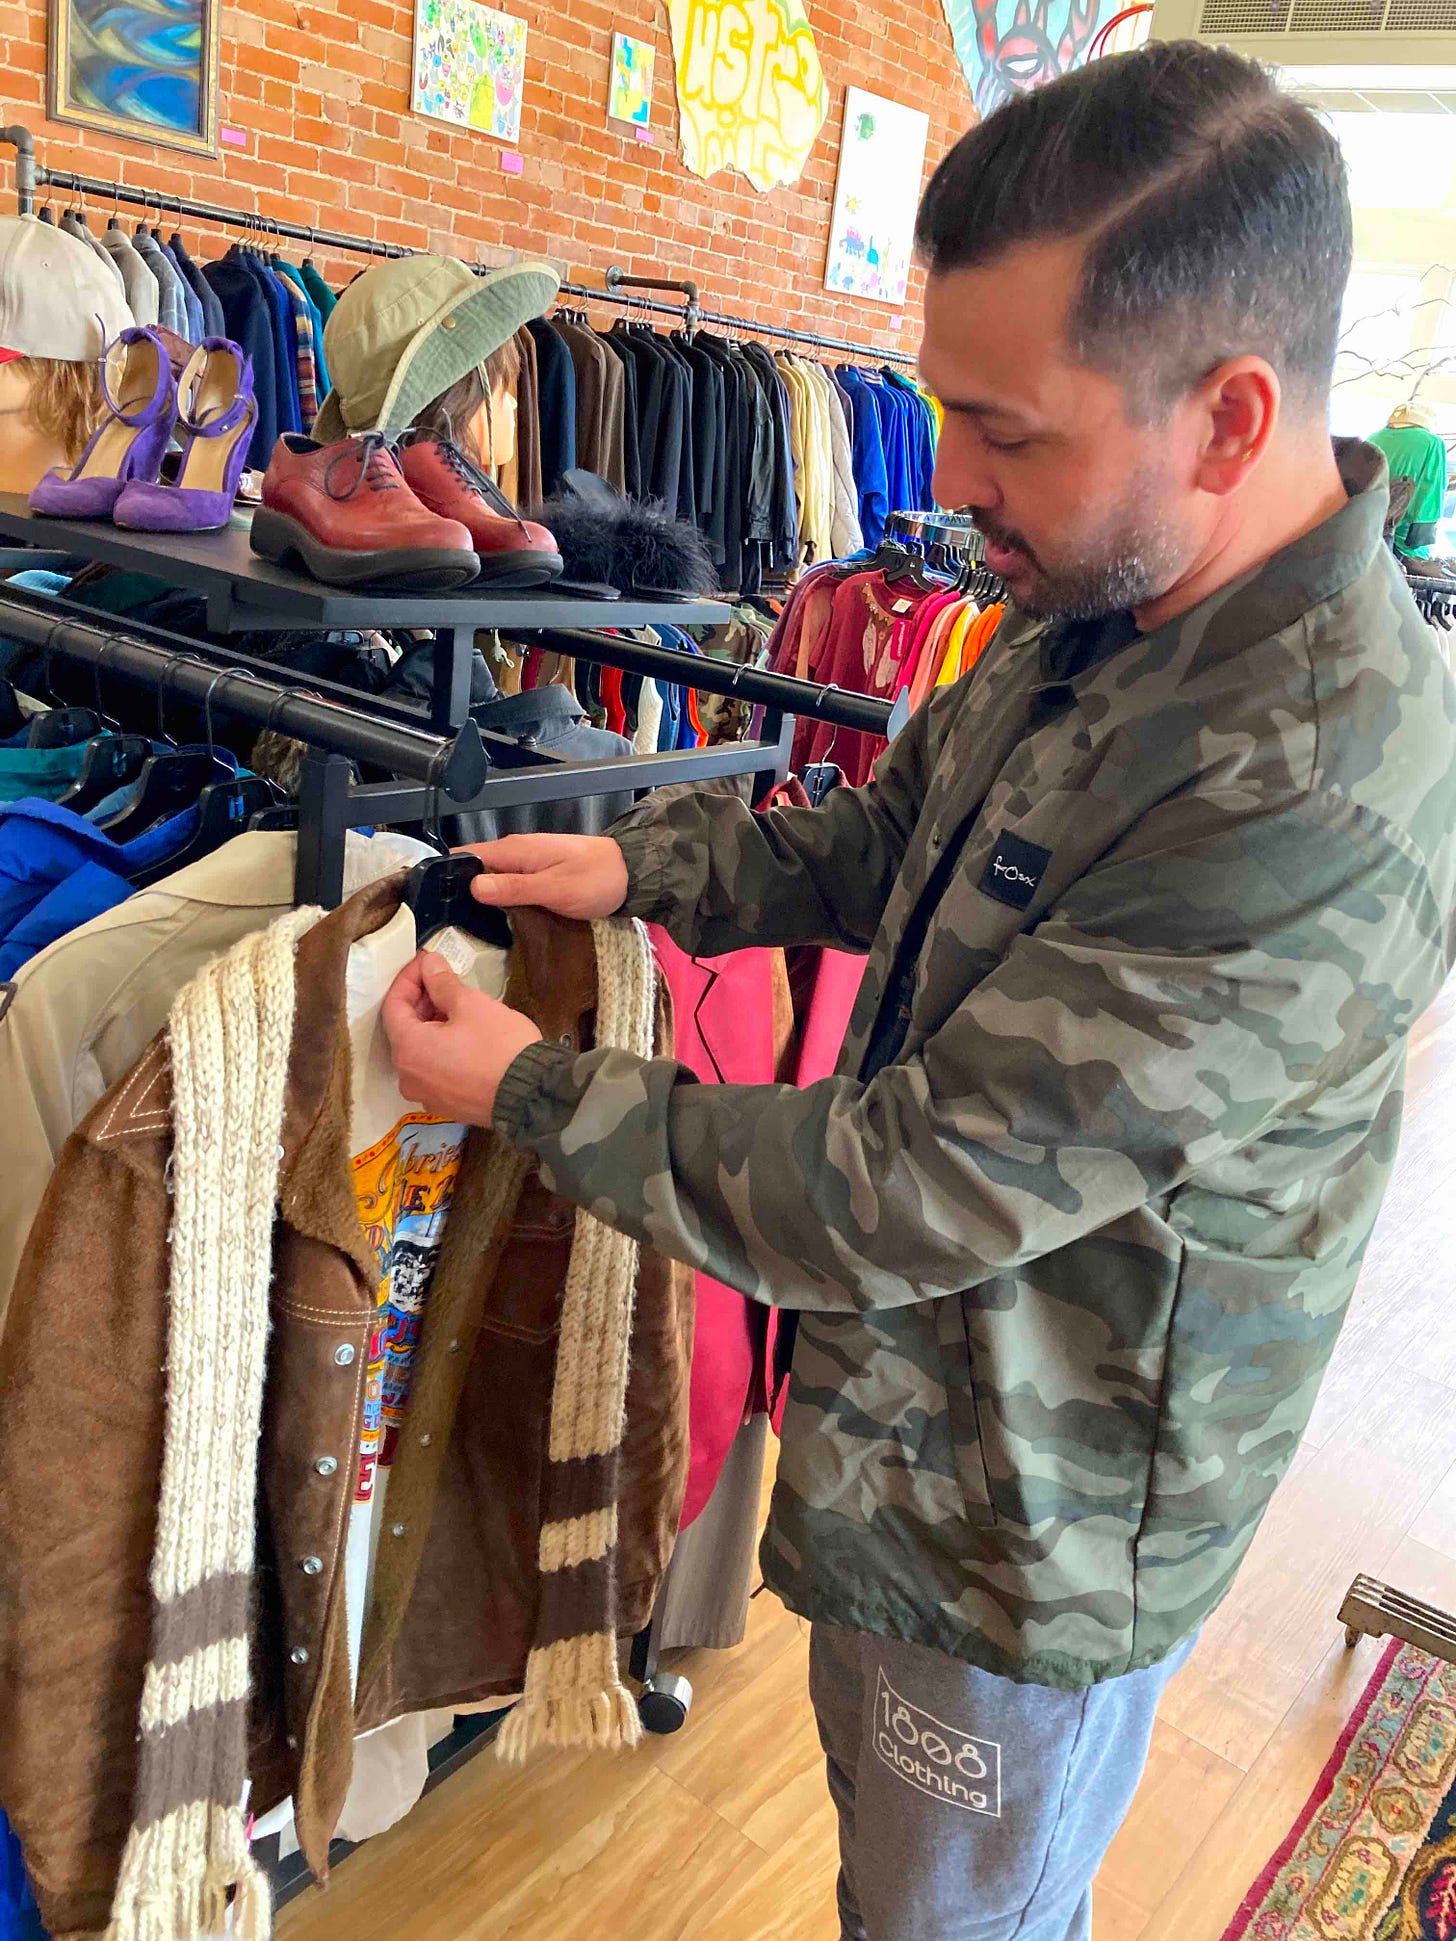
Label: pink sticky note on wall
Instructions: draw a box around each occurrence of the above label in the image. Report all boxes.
[220,127,247,148]
[635,126,654,144]
[500,151,523,175]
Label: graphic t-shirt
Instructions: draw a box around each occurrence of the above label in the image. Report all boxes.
[343,907,510,1675]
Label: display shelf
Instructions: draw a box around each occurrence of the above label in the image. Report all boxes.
[0,496,731,636]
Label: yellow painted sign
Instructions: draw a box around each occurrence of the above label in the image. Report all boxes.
[666,0,829,193]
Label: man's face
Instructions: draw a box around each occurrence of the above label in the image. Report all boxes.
[921,240,1208,620]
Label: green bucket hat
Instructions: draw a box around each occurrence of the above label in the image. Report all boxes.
[312,254,560,444]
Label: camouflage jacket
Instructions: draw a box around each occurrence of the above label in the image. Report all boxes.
[494,442,1456,1688]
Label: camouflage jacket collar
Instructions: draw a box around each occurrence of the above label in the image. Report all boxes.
[1014,437,1392,746]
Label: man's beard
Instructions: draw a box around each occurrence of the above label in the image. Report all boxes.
[977,480,1187,622]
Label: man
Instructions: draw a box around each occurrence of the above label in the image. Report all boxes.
[384,43,1456,1941]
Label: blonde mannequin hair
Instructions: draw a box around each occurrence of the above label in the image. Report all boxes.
[409,336,522,466]
[11,355,105,463]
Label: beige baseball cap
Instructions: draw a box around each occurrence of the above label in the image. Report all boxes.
[0,216,132,363]
[313,254,559,444]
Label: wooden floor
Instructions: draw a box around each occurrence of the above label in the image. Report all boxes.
[280,977,1456,1941]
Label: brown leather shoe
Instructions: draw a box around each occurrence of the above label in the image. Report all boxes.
[399,437,564,587]
[251,432,480,590]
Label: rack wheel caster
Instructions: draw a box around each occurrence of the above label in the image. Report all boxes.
[639,1671,693,1735]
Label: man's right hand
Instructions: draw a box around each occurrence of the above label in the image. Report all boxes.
[459,834,631,921]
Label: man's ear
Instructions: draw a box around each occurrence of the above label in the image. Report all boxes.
[1189,357,1280,496]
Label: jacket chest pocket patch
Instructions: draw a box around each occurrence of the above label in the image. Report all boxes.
[934,1296,997,1529]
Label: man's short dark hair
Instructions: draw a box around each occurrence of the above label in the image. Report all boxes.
[915,41,1352,418]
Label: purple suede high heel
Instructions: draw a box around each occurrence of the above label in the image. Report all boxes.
[28,326,176,520]
[114,339,257,534]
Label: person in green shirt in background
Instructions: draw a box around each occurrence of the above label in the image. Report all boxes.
[1369,399,1449,556]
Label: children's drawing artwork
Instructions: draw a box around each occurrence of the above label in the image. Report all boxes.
[412,0,528,144]
[665,0,828,194]
[609,31,655,127]
[824,89,930,307]
[941,0,1103,118]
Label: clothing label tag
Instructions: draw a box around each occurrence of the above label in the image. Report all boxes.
[429,926,478,977]
[979,830,1052,911]
[873,1668,1001,1817]
[891,598,915,615]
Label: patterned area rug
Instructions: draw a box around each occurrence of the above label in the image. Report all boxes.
[1223,1639,1456,1941]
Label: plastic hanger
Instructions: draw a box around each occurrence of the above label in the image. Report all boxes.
[402,770,512,948]
[96,657,228,840]
[403,853,512,949]
[54,639,152,814]
[126,669,283,883]
[24,631,102,748]
[246,681,323,831]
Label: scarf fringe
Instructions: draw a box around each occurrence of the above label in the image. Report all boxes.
[495,1634,643,1763]
[104,1804,272,1941]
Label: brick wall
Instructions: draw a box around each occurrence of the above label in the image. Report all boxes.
[0,0,974,359]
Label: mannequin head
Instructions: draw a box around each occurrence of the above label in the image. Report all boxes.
[0,218,132,493]
[0,353,106,492]
[409,334,522,470]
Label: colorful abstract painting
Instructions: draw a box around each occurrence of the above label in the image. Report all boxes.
[825,89,930,307]
[609,31,655,127]
[940,0,1105,119]
[412,0,528,145]
[48,0,219,156]
[666,0,829,194]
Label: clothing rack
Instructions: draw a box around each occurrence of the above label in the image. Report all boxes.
[0,123,917,370]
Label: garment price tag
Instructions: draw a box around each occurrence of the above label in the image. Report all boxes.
[892,598,915,615]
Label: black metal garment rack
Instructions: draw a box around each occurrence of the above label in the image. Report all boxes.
[0,122,918,369]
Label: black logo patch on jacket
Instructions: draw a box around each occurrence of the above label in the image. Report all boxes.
[979,832,1052,911]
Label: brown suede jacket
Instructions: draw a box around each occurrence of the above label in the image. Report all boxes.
[0,879,692,1939]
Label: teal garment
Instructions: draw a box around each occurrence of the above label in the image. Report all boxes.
[0,743,87,804]
[1369,423,1448,557]
[299,261,337,325]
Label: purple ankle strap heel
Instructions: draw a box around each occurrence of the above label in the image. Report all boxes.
[28,326,176,520]
[114,339,256,533]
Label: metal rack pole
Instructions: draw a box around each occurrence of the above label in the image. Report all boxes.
[0,592,488,797]
[535,628,907,738]
[0,124,916,368]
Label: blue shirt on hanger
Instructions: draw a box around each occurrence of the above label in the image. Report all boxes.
[837,368,890,550]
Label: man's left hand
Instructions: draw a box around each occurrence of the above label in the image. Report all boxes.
[382,950,543,1124]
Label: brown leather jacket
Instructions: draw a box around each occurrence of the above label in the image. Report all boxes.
[0,880,692,1938]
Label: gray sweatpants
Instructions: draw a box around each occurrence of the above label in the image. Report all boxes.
[809,1622,1197,1941]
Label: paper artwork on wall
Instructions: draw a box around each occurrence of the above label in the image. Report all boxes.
[941,0,1103,119]
[665,0,829,194]
[824,89,930,308]
[609,31,655,127]
[412,0,528,144]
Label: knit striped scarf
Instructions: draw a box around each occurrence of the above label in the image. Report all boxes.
[106,907,319,1941]
[496,914,659,1762]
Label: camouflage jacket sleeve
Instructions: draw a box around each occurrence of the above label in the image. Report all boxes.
[608,698,939,957]
[496,787,1434,1309]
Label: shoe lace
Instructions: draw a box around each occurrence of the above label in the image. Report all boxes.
[432,437,528,533]
[324,430,403,502]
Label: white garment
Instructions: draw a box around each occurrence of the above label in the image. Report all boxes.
[633,676,664,755]
[812,363,865,560]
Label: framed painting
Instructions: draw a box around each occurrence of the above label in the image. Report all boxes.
[48,0,221,157]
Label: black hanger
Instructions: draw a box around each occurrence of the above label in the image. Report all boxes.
[24,633,102,747]
[0,675,23,741]
[128,773,281,886]
[95,657,226,840]
[402,853,512,950]
[864,536,941,593]
[125,668,284,882]
[56,732,151,814]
